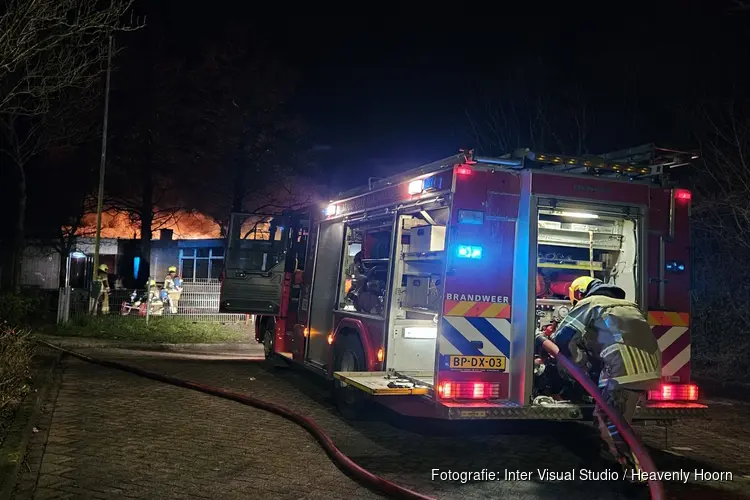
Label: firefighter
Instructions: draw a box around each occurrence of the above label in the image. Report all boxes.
[96,264,110,314]
[163,265,182,314]
[147,278,164,316]
[539,275,661,480]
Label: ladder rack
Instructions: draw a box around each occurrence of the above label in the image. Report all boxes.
[476,143,697,183]
[332,144,697,202]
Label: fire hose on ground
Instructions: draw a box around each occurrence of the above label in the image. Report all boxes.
[37,339,664,500]
[540,338,665,500]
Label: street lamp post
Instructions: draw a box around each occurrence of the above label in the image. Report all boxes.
[90,34,114,314]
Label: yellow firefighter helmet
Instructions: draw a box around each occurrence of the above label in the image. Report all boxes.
[569,276,597,305]
[99,264,108,273]
[168,265,178,273]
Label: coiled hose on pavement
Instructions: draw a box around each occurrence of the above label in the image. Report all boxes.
[38,339,664,500]
[540,338,665,500]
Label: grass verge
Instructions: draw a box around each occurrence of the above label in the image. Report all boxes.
[0,325,35,448]
[51,315,249,344]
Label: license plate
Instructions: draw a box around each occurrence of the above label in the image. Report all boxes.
[449,355,506,371]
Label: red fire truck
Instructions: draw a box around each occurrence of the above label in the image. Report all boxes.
[220,145,707,422]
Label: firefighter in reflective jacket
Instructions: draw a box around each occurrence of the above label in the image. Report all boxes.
[146,279,164,316]
[96,264,110,314]
[543,276,661,479]
[164,266,182,314]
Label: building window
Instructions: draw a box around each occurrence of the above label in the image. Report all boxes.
[179,247,224,282]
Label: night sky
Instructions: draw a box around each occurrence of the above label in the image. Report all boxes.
[281,6,743,188]
[92,2,750,191]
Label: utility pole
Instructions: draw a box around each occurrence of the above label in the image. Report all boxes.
[90,34,114,314]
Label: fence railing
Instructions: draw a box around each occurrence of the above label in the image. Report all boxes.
[56,285,251,325]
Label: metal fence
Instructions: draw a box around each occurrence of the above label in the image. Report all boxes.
[56,281,250,325]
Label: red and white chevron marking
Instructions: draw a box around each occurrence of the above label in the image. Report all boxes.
[651,325,691,383]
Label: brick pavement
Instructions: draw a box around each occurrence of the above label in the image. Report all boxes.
[11,348,750,500]
[12,354,379,500]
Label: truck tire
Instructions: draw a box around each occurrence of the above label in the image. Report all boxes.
[261,319,275,360]
[333,334,369,420]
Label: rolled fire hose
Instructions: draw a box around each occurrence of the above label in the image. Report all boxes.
[540,338,665,500]
[36,339,433,500]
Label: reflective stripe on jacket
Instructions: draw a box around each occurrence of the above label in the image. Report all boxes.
[550,294,661,386]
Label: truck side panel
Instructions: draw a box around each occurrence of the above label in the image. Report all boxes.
[436,169,520,400]
[648,187,692,383]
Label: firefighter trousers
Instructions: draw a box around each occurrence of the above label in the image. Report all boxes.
[99,291,110,314]
[167,291,181,314]
[594,376,653,478]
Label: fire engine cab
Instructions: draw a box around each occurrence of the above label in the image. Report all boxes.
[220,145,707,422]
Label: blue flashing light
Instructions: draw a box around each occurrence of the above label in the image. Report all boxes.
[133,256,141,279]
[422,175,443,191]
[666,260,685,273]
[457,245,482,259]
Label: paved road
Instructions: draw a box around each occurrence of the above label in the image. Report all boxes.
[11,347,750,499]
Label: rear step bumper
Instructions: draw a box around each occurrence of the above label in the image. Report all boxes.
[437,401,708,420]
[334,372,708,421]
[334,371,430,396]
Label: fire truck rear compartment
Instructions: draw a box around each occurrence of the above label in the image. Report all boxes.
[334,201,644,404]
[533,200,640,402]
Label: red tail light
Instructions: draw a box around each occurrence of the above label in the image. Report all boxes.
[438,382,500,400]
[455,166,472,175]
[674,189,692,201]
[648,384,699,401]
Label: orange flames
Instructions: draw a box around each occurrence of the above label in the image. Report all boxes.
[76,210,222,239]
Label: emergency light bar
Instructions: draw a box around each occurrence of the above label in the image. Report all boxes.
[408,180,423,195]
[325,204,337,216]
[409,175,444,195]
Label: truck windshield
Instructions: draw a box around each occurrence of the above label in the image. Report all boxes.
[225,213,288,272]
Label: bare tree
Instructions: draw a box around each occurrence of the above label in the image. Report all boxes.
[0,87,101,290]
[185,28,308,224]
[0,0,140,116]
[0,0,141,291]
[690,96,750,379]
[463,75,591,157]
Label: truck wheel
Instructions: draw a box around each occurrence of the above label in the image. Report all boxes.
[333,335,369,420]
[262,320,275,360]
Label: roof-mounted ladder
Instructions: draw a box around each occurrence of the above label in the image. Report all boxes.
[475,143,698,182]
